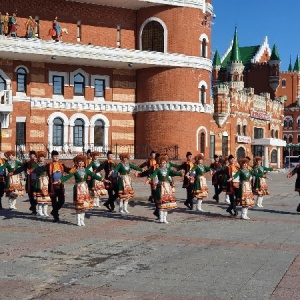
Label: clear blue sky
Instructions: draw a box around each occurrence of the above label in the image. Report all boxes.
[212,0,299,71]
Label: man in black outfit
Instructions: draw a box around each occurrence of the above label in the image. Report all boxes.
[96,151,118,212]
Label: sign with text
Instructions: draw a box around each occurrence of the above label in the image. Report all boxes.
[250,110,270,121]
[237,136,251,143]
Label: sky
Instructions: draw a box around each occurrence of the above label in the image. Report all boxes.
[212,0,299,71]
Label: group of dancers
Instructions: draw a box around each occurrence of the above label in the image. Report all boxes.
[0,148,282,226]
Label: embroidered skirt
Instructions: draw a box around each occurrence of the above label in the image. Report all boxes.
[74,182,94,211]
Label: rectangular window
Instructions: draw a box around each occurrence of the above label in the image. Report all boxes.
[94,79,105,97]
[17,75,26,92]
[298,135,300,143]
[254,127,264,139]
[222,136,228,157]
[210,135,215,158]
[53,76,64,95]
[16,122,26,145]
[74,126,84,146]
[53,125,63,146]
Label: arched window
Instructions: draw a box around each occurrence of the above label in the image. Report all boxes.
[200,132,205,154]
[74,119,84,146]
[141,21,164,52]
[281,79,286,87]
[298,135,300,143]
[289,135,293,143]
[243,125,247,136]
[0,75,6,91]
[17,68,27,93]
[271,149,277,163]
[237,147,245,160]
[275,130,278,138]
[237,124,241,135]
[201,38,207,57]
[271,129,274,138]
[200,85,206,106]
[94,120,104,147]
[53,118,64,146]
[283,135,287,141]
[298,119,300,128]
[74,73,85,96]
[289,119,293,128]
[284,120,287,128]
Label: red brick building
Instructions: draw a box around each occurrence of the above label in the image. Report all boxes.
[0,0,214,159]
[212,28,285,168]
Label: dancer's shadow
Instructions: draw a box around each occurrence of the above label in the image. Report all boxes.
[250,207,300,216]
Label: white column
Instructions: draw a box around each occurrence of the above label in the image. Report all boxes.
[277,146,281,169]
[264,146,269,167]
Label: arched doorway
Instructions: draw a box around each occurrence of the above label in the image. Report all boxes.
[237,147,245,160]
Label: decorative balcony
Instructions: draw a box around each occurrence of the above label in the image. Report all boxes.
[0,36,212,71]
[67,0,211,11]
[0,89,13,112]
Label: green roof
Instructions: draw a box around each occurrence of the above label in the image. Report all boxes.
[294,55,300,72]
[288,56,293,72]
[270,44,280,60]
[212,49,221,66]
[221,45,260,69]
[229,27,241,62]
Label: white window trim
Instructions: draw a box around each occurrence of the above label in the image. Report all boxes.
[139,17,168,53]
[15,66,29,97]
[70,68,89,87]
[69,113,90,151]
[89,114,110,150]
[91,75,110,101]
[49,71,69,86]
[198,80,208,105]
[199,33,209,58]
[0,69,11,90]
[196,126,208,151]
[47,112,69,153]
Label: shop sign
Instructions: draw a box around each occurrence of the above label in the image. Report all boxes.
[237,136,251,143]
[250,110,270,120]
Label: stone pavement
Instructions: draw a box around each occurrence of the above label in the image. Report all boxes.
[1,170,300,299]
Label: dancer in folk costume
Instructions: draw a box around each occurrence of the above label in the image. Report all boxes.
[210,154,223,203]
[25,16,36,38]
[176,151,195,210]
[9,13,18,37]
[54,155,106,226]
[139,151,157,203]
[3,13,9,36]
[13,151,39,215]
[287,156,300,212]
[223,155,239,216]
[111,153,142,214]
[33,150,71,222]
[252,156,273,208]
[96,151,118,212]
[228,158,255,220]
[189,154,212,212]
[33,151,52,217]
[87,151,106,207]
[0,153,7,209]
[0,151,24,209]
[146,155,184,224]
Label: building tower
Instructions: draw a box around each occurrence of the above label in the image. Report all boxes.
[268,44,281,98]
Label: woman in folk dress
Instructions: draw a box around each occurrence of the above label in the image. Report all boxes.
[111,153,142,214]
[252,156,273,208]
[146,155,184,224]
[0,151,24,209]
[33,151,52,217]
[228,158,255,220]
[54,155,107,226]
[87,151,106,207]
[188,154,212,212]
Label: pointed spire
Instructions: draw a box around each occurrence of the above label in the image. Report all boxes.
[212,49,221,66]
[229,26,241,62]
[294,55,300,72]
[288,55,293,72]
[270,44,280,60]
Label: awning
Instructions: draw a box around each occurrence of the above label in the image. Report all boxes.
[251,138,286,147]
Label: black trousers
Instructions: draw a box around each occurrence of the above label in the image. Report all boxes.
[28,188,37,213]
[214,184,223,197]
[106,185,118,210]
[228,187,239,212]
[185,185,194,207]
[0,181,4,208]
[50,187,65,219]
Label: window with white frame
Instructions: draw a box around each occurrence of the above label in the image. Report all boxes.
[74,119,84,146]
[94,79,105,97]
[74,73,85,96]
[53,76,64,95]
[17,68,27,93]
[94,120,104,147]
[53,117,64,146]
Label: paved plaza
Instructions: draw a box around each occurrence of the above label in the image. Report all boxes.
[1,170,300,299]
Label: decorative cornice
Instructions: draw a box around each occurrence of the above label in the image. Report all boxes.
[29,98,214,114]
[0,36,212,71]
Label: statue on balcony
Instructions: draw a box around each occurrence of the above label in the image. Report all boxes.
[49,16,61,42]
[9,13,18,37]
[25,16,36,38]
[0,13,3,35]
[3,12,9,36]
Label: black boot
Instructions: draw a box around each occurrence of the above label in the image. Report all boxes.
[0,198,3,209]
[226,207,233,215]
